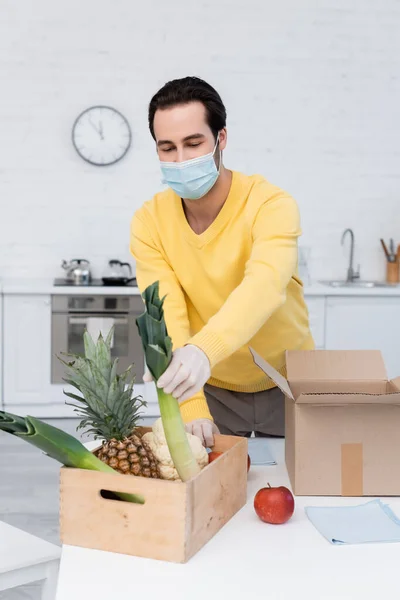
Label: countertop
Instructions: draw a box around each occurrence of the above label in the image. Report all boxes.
[305,281,400,296]
[0,279,142,296]
[55,438,400,600]
[1,278,400,296]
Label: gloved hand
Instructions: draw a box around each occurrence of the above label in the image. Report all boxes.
[185,418,220,448]
[143,368,154,383]
[156,345,211,402]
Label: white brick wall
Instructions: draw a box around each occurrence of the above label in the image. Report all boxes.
[1,0,399,282]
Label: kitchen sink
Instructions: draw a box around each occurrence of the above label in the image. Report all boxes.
[325,228,400,290]
[319,280,400,288]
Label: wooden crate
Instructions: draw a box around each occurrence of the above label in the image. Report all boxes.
[59,433,248,563]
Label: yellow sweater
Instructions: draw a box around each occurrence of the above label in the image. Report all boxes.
[130,171,314,423]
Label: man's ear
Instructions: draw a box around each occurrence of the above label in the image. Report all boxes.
[218,128,228,151]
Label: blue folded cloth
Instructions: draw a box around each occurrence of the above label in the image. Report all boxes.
[247,438,276,465]
[207,438,276,465]
[305,499,400,545]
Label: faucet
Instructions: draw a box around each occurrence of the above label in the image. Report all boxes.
[341,228,360,282]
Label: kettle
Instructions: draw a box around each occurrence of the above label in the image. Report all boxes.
[61,259,92,285]
[102,260,135,285]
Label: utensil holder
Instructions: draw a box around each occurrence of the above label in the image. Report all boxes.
[386,261,399,284]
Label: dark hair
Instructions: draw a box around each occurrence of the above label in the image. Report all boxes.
[148,76,227,140]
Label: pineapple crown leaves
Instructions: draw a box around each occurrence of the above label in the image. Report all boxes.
[57,327,146,441]
[135,281,173,380]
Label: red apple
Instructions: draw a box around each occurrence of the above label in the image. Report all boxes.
[208,451,223,463]
[254,483,294,524]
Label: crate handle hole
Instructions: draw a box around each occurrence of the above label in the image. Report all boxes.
[99,489,146,504]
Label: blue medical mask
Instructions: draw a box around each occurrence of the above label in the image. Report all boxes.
[160,136,221,200]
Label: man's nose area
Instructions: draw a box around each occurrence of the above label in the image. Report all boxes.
[176,146,186,163]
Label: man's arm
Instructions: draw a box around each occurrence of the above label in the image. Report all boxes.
[187,193,301,367]
[130,213,213,422]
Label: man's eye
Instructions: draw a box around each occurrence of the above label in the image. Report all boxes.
[189,143,201,147]
[163,148,174,152]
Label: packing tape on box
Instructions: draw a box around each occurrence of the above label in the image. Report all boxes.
[341,443,364,496]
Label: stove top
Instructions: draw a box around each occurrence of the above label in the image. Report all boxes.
[53,278,137,287]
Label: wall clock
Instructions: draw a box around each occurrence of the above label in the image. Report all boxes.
[72,105,132,166]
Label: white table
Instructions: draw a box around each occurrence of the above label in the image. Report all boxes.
[0,520,61,599]
[55,439,400,600]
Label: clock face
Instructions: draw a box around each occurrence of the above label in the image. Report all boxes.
[72,105,132,166]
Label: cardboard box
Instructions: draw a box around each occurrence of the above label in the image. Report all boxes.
[59,430,248,563]
[250,348,400,496]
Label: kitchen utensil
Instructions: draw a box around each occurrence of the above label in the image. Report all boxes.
[101,260,136,286]
[61,259,92,285]
[380,239,391,261]
[380,239,397,263]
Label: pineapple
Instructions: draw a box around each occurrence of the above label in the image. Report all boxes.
[95,434,158,477]
[60,328,160,479]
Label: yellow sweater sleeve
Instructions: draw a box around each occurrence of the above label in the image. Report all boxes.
[188,194,301,367]
[130,213,213,423]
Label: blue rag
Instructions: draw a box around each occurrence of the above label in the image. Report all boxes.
[305,499,400,545]
[247,438,276,465]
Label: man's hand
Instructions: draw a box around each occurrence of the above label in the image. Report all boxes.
[185,418,220,448]
[156,345,211,402]
[143,368,154,383]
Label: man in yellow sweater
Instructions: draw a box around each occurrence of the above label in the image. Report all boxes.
[130,76,314,446]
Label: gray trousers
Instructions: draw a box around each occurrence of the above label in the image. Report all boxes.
[204,383,285,438]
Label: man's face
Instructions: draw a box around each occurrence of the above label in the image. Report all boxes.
[153,101,227,163]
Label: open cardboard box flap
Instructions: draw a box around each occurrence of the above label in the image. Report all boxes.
[249,347,400,405]
[286,349,387,381]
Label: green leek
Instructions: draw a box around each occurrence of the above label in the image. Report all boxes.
[136,281,201,482]
[0,410,144,504]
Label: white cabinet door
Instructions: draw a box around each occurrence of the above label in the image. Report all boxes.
[3,295,53,406]
[304,296,326,348]
[325,296,400,379]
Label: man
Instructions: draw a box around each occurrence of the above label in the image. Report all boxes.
[130,76,314,447]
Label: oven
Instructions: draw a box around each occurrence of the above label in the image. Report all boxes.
[51,294,145,385]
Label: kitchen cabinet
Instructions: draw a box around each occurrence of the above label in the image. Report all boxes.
[3,295,55,410]
[2,293,152,418]
[325,296,400,379]
[304,296,325,348]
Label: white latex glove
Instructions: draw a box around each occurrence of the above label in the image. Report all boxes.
[185,418,220,448]
[157,345,211,402]
[143,368,153,382]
